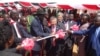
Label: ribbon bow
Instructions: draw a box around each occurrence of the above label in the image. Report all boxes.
[21,38,34,51]
[56,29,65,39]
[70,24,79,31]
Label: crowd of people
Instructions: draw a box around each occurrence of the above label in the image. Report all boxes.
[0,7,100,56]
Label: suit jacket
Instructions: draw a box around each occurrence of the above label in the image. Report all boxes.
[49,24,67,55]
[12,22,32,42]
[92,27,100,56]
[50,24,66,44]
[64,20,77,30]
[17,23,32,38]
[12,24,22,44]
[73,25,100,56]
[64,20,77,48]
[30,17,50,51]
[72,25,96,35]
[43,26,51,33]
[72,25,97,46]
[30,17,50,37]
[11,22,33,48]
[72,22,90,41]
[57,21,66,31]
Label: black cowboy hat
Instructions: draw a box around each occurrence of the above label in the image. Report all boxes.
[35,8,46,15]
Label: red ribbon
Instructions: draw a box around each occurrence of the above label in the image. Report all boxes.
[56,29,65,39]
[21,38,34,51]
[70,24,79,31]
[21,38,34,56]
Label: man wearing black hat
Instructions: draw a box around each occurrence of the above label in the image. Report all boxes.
[30,8,53,56]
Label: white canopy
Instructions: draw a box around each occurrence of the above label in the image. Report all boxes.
[0,0,100,4]
[0,0,100,10]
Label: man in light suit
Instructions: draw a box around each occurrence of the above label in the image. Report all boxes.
[57,12,66,31]
[48,16,66,56]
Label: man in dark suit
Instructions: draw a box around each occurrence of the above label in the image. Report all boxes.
[71,14,90,56]
[30,8,53,56]
[63,13,77,56]
[10,10,22,44]
[47,16,66,56]
[64,14,77,47]
[10,10,36,43]
[68,15,100,56]
[18,16,33,38]
[30,9,50,37]
[64,14,77,30]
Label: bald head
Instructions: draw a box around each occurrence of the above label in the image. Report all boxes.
[50,16,57,25]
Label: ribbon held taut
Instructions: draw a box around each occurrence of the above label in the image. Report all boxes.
[21,29,66,51]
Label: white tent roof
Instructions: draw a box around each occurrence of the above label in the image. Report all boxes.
[56,0,100,4]
[0,0,99,10]
[0,0,99,4]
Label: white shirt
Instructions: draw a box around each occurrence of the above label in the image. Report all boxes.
[65,21,69,30]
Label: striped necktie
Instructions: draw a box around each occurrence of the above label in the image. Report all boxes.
[13,22,22,38]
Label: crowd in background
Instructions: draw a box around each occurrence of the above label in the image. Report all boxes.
[0,7,100,56]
